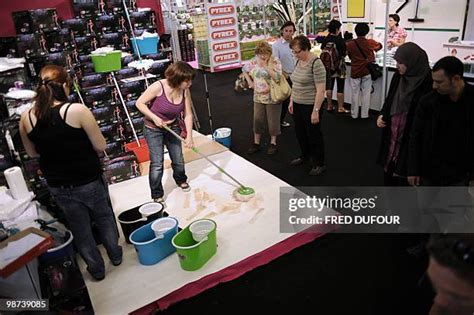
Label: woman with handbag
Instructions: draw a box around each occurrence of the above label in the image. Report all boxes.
[288,35,328,176]
[376,42,432,185]
[346,23,382,119]
[135,61,195,206]
[242,41,284,155]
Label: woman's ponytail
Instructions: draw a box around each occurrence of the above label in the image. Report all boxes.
[33,65,70,124]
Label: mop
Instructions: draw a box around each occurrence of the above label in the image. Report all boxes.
[162,125,256,202]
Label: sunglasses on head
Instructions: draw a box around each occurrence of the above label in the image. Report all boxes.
[453,240,474,265]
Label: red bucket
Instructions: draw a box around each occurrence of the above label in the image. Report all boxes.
[125,139,150,163]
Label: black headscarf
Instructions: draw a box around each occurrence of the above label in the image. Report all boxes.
[390,42,431,116]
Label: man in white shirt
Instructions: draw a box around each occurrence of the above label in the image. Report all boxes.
[272,21,296,128]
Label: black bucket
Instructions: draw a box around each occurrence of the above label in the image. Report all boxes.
[118,202,165,244]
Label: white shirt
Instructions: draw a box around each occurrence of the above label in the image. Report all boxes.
[272,38,295,75]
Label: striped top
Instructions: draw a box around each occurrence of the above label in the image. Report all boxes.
[290,56,326,105]
[145,81,185,128]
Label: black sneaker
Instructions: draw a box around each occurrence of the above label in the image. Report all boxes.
[281,121,290,127]
[111,257,122,266]
[247,143,260,154]
[309,165,327,176]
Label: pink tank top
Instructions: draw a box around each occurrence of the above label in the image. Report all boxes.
[145,81,185,127]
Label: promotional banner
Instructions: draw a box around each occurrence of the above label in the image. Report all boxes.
[206,1,241,70]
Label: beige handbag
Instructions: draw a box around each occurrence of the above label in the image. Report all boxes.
[268,57,291,103]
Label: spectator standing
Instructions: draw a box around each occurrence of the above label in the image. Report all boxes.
[272,21,296,128]
[346,23,382,119]
[321,19,349,113]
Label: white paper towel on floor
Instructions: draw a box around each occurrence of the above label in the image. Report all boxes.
[4,166,30,200]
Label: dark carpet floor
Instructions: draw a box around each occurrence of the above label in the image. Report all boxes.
[155,69,434,314]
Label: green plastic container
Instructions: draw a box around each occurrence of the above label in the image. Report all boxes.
[91,51,122,73]
[171,219,217,271]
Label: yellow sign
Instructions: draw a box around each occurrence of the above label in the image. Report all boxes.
[347,0,365,18]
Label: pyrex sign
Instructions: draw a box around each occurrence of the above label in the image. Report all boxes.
[207,2,241,68]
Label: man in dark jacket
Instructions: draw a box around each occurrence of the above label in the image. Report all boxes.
[408,56,474,186]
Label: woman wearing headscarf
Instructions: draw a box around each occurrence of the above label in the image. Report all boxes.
[376,42,433,185]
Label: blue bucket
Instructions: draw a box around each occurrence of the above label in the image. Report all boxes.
[213,127,232,148]
[129,217,178,265]
[131,37,159,56]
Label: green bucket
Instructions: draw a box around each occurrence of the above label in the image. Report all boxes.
[171,219,217,271]
[91,51,122,73]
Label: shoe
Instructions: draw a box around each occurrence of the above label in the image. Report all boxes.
[247,143,260,154]
[338,108,350,113]
[111,257,122,266]
[180,182,191,192]
[87,267,105,281]
[266,144,277,155]
[290,157,306,166]
[309,165,327,176]
[153,197,167,209]
[281,121,290,127]
[327,106,335,112]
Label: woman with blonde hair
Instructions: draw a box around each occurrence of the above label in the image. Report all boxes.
[19,65,122,281]
[136,61,195,205]
[242,41,283,155]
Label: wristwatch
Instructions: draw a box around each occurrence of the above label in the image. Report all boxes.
[313,108,320,112]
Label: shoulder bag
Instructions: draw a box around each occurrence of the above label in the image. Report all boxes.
[353,40,383,81]
[268,57,291,103]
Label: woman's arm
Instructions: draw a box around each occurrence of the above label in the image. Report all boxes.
[183,88,194,148]
[311,82,326,124]
[76,104,107,152]
[135,80,167,127]
[19,111,39,158]
[242,71,254,89]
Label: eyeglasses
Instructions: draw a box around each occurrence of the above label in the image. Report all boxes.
[292,49,302,55]
[453,240,474,265]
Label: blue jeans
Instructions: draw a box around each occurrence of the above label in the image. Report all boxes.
[144,125,187,199]
[49,176,122,278]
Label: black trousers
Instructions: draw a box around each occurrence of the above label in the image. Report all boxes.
[293,102,325,167]
[281,77,292,123]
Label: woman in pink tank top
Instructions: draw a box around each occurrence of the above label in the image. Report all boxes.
[136,61,195,205]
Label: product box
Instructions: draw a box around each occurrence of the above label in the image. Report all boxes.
[80,73,107,89]
[100,122,129,143]
[74,35,99,53]
[124,117,144,140]
[103,152,140,184]
[62,18,88,36]
[92,104,123,125]
[120,80,145,100]
[16,34,41,57]
[83,86,112,107]
[125,100,141,118]
[99,32,125,50]
[0,37,18,57]
[0,228,54,278]
[104,140,125,158]
[148,60,171,77]
[44,29,75,53]
[95,13,119,33]
[130,10,155,29]
[12,9,59,34]
[114,67,139,80]
[72,0,99,15]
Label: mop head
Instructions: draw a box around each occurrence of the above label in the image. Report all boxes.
[233,187,255,202]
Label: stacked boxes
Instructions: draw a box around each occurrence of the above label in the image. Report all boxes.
[196,39,210,66]
[178,29,195,62]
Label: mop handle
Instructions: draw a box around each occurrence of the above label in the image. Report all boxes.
[111,72,140,146]
[162,125,246,189]
[122,0,142,61]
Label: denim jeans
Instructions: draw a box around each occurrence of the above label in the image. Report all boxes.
[49,176,122,278]
[144,125,187,199]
